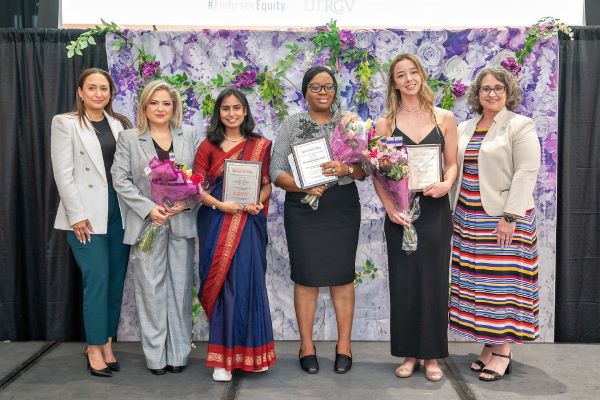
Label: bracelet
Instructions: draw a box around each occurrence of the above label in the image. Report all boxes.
[503,215,516,223]
[211,202,217,210]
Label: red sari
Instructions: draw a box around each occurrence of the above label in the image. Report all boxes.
[194,136,276,371]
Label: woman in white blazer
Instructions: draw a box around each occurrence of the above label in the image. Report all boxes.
[111,80,199,375]
[51,68,132,377]
[449,67,541,382]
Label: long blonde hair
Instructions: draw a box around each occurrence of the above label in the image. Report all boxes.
[384,53,436,132]
[136,80,183,133]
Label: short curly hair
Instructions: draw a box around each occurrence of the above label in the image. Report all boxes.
[467,67,522,114]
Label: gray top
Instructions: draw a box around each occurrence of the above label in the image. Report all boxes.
[270,111,359,186]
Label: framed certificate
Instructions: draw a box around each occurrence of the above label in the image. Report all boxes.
[406,144,443,191]
[290,137,338,189]
[222,160,262,205]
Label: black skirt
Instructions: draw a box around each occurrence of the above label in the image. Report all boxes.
[385,193,452,359]
[284,183,361,287]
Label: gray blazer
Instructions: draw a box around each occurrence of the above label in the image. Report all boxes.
[111,125,200,245]
[51,112,126,233]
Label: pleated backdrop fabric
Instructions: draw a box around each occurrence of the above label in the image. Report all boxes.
[556,27,600,342]
[0,29,107,340]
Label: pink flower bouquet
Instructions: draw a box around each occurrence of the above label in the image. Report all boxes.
[367,135,420,254]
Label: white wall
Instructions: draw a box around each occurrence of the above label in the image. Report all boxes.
[61,0,585,28]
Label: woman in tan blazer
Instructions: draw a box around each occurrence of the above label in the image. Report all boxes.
[449,67,541,382]
[51,68,131,377]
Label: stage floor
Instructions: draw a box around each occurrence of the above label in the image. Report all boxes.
[0,341,598,399]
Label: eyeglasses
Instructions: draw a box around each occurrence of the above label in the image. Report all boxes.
[479,85,506,95]
[307,83,336,93]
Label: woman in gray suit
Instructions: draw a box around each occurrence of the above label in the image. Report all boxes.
[111,80,199,375]
[51,68,132,377]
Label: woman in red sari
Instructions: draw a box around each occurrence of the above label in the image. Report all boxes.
[194,88,275,382]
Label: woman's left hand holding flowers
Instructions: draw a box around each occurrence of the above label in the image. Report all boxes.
[163,200,188,216]
[422,181,452,198]
[493,218,516,247]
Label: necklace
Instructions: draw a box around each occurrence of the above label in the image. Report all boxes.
[223,134,245,142]
[400,104,423,113]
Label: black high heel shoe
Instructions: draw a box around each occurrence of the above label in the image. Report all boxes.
[299,346,319,374]
[84,351,112,377]
[470,344,492,372]
[334,345,352,374]
[106,361,120,372]
[479,352,511,382]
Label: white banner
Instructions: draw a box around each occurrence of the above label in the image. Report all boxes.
[61,0,585,28]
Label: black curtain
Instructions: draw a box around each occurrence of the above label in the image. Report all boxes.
[0,29,108,340]
[556,27,600,342]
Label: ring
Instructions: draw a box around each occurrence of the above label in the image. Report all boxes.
[243,205,247,212]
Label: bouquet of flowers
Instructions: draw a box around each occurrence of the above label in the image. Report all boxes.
[302,112,370,210]
[367,134,420,254]
[134,157,204,256]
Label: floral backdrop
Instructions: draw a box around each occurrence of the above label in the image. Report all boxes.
[107,27,559,342]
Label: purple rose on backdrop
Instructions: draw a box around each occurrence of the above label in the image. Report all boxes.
[316,25,330,33]
[451,81,468,97]
[232,70,257,89]
[500,56,522,76]
[339,30,356,50]
[141,60,160,79]
[111,64,143,95]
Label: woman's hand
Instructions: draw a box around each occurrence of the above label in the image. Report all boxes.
[321,161,350,177]
[423,181,452,198]
[149,206,171,225]
[163,200,187,216]
[493,218,517,247]
[386,207,412,227]
[245,202,264,216]
[304,184,327,197]
[217,201,243,214]
[72,219,94,243]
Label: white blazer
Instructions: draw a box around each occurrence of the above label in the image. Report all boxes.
[452,107,541,217]
[51,112,126,233]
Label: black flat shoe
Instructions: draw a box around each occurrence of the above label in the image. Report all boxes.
[106,361,120,372]
[84,352,112,377]
[299,346,319,374]
[167,365,185,373]
[334,345,352,374]
[149,367,167,375]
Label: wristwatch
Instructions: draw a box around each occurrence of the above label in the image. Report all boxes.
[503,215,516,223]
[347,164,354,176]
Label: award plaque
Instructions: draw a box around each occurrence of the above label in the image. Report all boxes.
[222,160,262,205]
[406,144,443,191]
[290,137,338,189]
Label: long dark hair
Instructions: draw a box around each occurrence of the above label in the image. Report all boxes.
[206,87,260,146]
[74,68,131,129]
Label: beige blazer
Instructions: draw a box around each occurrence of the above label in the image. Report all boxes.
[452,107,541,217]
[51,112,126,233]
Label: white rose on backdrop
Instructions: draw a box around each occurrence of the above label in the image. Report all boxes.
[353,30,376,50]
[373,29,404,61]
[443,55,471,82]
[416,40,445,78]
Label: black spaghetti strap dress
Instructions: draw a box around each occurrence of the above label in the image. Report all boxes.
[385,124,452,359]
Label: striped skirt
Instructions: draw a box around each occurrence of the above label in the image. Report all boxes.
[448,130,539,344]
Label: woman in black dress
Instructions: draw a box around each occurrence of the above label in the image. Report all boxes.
[270,66,366,374]
[373,54,458,382]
